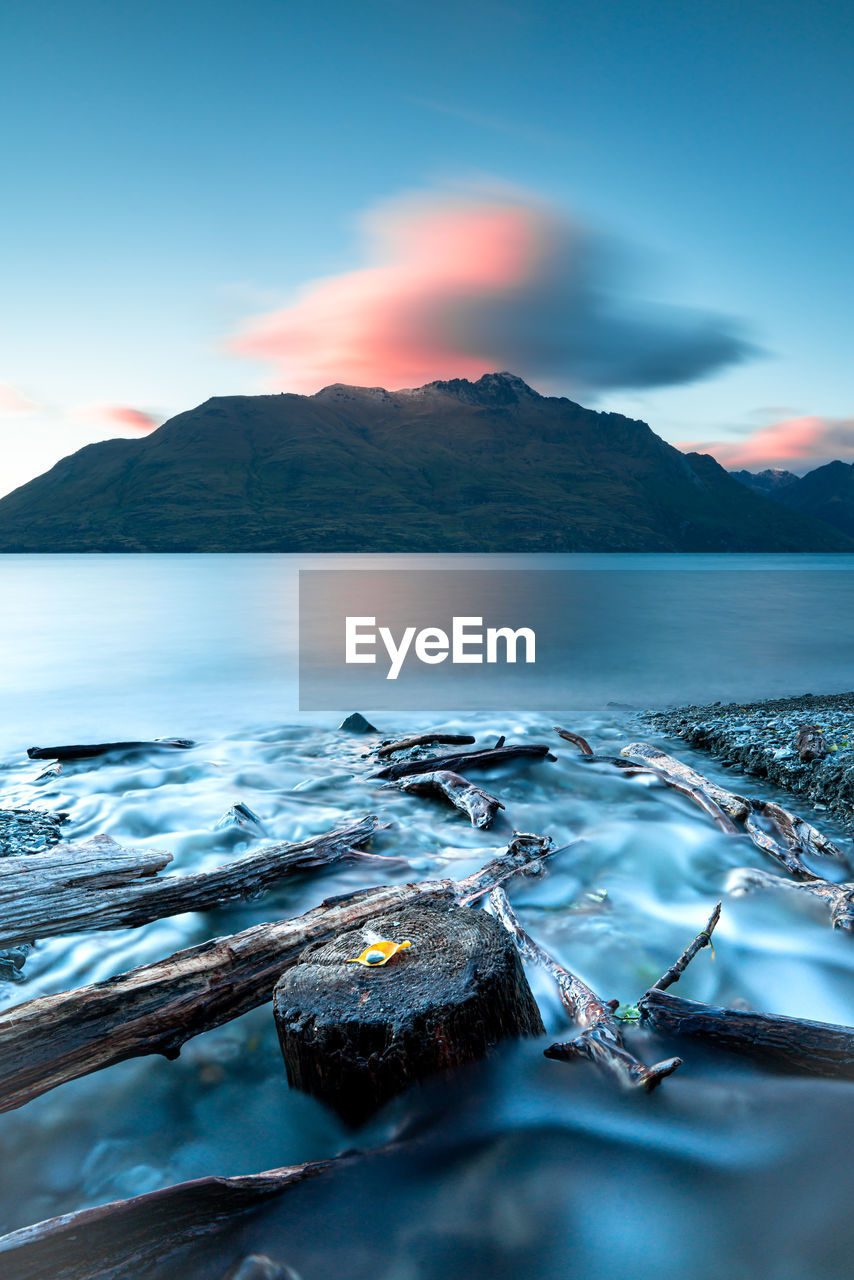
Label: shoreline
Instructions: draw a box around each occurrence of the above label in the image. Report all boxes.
[643,692,854,828]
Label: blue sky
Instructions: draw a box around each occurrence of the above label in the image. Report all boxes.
[1,0,853,493]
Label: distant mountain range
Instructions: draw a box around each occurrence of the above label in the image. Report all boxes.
[731,461,854,539]
[0,372,852,552]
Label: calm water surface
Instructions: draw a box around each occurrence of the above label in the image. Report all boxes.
[1,554,853,1280]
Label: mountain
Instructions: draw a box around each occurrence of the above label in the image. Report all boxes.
[0,373,852,552]
[732,460,854,539]
[773,460,854,538]
[729,467,798,496]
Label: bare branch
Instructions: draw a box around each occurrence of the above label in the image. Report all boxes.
[652,902,722,991]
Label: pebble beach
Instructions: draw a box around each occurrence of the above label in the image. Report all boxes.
[644,692,854,826]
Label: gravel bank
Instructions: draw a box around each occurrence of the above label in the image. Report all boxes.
[643,692,854,826]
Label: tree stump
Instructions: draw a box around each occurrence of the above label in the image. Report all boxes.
[273,902,545,1124]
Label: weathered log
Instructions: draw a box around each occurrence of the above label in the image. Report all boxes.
[726,866,854,931]
[621,742,751,821]
[0,1158,333,1280]
[371,742,555,781]
[26,738,194,761]
[0,832,561,1113]
[376,732,476,758]
[555,731,739,832]
[622,741,849,877]
[652,902,721,991]
[796,723,829,762]
[0,807,67,857]
[0,817,388,950]
[383,769,504,828]
[640,987,854,1078]
[275,901,545,1124]
[489,887,681,1090]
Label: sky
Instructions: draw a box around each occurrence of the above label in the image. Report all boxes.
[1,0,853,496]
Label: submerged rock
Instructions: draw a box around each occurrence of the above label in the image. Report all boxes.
[214,802,267,837]
[338,712,378,733]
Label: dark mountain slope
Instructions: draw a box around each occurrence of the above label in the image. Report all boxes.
[773,460,854,538]
[0,373,851,552]
[732,460,854,539]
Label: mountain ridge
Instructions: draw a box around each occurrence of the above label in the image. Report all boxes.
[1,373,851,553]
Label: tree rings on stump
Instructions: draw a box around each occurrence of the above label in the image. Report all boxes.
[273,902,545,1124]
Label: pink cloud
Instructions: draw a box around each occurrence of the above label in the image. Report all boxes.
[680,415,854,471]
[229,188,752,394]
[231,194,542,391]
[0,382,38,415]
[88,404,160,432]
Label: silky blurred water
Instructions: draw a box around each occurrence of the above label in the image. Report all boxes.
[1,554,854,1280]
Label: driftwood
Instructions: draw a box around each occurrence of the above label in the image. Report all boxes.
[383,769,504,828]
[488,886,681,1090]
[275,901,544,1123]
[376,732,476,758]
[620,742,752,821]
[619,741,854,927]
[640,988,854,1078]
[372,741,555,781]
[555,730,739,833]
[0,832,562,1113]
[0,817,390,950]
[796,723,829,762]
[621,742,847,864]
[726,866,854,931]
[26,738,194,762]
[554,726,594,754]
[0,1157,334,1280]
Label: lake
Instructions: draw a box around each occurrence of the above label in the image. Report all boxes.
[1,553,853,1280]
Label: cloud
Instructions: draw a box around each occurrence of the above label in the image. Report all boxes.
[680,415,854,472]
[229,187,756,395]
[0,382,39,415]
[82,404,160,433]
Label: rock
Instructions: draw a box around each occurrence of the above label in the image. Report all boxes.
[338,712,378,733]
[0,808,67,857]
[274,902,544,1125]
[796,724,829,762]
[214,802,267,836]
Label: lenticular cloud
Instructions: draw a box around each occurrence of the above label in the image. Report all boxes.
[230,188,755,395]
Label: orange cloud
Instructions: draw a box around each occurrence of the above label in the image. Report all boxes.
[681,415,854,471]
[0,382,38,415]
[230,188,752,394]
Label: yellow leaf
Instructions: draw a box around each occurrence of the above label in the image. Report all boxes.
[347,939,412,967]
